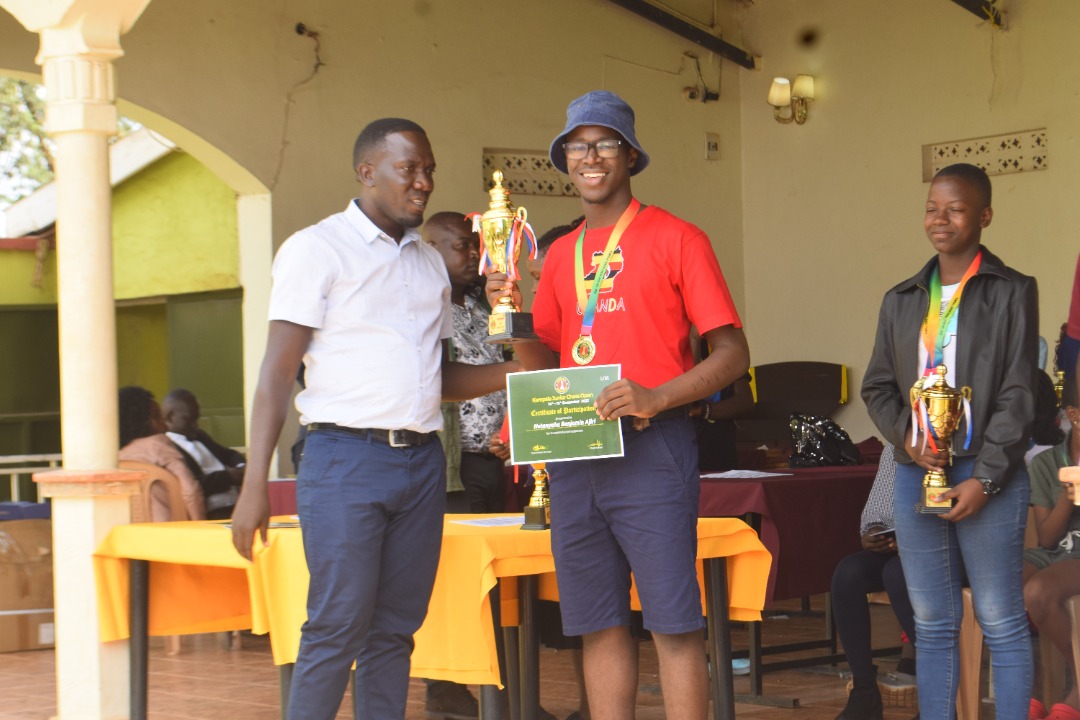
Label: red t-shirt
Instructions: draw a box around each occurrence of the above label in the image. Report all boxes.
[532,205,741,387]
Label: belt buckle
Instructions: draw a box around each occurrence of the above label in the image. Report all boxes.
[388,430,410,448]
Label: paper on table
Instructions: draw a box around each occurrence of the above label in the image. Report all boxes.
[703,470,794,479]
[450,516,527,527]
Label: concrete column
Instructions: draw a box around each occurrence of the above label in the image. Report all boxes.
[35,470,143,720]
[1,2,153,718]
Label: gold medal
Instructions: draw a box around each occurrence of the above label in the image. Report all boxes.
[571,336,596,365]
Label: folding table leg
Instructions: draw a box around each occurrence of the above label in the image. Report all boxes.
[130,559,150,720]
[704,558,735,720]
[279,663,293,720]
[518,575,539,720]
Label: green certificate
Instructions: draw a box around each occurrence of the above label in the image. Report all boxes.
[506,364,624,464]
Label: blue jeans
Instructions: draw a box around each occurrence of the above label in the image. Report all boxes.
[894,455,1031,720]
[287,429,446,720]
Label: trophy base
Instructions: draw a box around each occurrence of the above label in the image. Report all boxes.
[917,486,953,515]
[521,504,550,531]
[488,311,538,344]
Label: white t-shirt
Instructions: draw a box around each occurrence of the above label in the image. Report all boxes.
[269,200,453,432]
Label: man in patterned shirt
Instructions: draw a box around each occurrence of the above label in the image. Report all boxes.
[424,211,509,515]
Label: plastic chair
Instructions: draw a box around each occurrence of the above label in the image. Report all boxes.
[120,460,189,523]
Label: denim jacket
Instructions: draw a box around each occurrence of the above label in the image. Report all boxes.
[861,246,1038,486]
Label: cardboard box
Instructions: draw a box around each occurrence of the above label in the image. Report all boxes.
[0,519,54,652]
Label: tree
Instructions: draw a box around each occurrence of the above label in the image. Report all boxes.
[0,76,139,210]
[0,77,53,208]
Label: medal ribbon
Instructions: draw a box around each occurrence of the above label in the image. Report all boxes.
[911,251,981,453]
[921,251,981,372]
[574,199,640,341]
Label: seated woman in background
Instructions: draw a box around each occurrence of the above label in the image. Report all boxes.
[118,385,205,521]
[831,445,917,720]
[1024,373,1079,720]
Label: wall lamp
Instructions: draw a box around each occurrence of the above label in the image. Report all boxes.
[767,75,815,124]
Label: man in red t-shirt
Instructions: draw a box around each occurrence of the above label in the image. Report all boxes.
[488,90,749,720]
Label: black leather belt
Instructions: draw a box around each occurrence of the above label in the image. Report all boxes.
[306,423,438,448]
[629,405,690,431]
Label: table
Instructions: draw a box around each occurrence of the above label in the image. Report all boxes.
[698,465,878,704]
[95,515,770,720]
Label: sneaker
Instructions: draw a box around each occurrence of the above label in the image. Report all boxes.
[425,683,479,720]
[732,658,751,675]
[878,672,917,708]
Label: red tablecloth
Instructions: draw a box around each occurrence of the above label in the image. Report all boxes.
[699,465,877,604]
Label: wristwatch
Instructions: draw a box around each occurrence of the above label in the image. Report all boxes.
[976,477,1002,496]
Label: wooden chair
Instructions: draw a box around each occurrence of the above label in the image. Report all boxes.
[120,460,189,523]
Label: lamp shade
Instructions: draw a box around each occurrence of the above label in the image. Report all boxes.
[767,78,791,107]
[792,74,815,100]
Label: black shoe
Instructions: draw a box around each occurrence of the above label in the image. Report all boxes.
[836,684,883,720]
[425,682,479,720]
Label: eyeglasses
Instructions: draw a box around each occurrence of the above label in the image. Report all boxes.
[562,139,623,160]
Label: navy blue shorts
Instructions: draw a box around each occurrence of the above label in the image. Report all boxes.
[547,416,705,636]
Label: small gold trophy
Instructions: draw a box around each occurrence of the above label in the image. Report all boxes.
[521,463,551,531]
[474,170,538,344]
[1055,370,1066,408]
[912,364,972,514]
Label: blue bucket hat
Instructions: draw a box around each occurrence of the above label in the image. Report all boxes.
[549,90,650,176]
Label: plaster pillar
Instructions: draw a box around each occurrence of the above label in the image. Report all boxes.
[1,1,152,718]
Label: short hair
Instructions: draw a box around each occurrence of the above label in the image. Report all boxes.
[119,386,157,449]
[352,118,427,168]
[933,163,992,208]
[536,216,585,258]
[163,388,196,407]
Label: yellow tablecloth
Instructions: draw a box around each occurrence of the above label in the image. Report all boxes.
[94,515,770,685]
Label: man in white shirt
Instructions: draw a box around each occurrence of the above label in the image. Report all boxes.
[162,388,245,519]
[230,118,517,720]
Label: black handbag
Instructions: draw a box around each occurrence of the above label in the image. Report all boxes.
[787,413,861,467]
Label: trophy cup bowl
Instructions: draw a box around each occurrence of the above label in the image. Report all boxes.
[521,463,551,531]
[478,170,538,344]
[914,364,972,514]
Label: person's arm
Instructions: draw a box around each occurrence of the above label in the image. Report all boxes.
[441,341,520,401]
[701,376,755,421]
[231,320,312,561]
[941,276,1039,523]
[594,324,749,421]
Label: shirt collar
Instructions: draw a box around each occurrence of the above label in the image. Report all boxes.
[345,199,422,247]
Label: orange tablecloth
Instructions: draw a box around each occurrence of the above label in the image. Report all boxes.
[94,515,770,685]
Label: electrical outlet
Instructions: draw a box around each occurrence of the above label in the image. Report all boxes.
[705,132,720,161]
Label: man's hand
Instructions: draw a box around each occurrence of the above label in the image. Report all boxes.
[230,484,270,562]
[484,271,521,313]
[938,478,988,522]
[861,527,897,553]
[489,431,510,461]
[594,379,665,421]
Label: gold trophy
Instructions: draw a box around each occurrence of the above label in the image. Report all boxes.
[1054,370,1065,408]
[474,170,538,344]
[521,463,551,531]
[912,364,972,514]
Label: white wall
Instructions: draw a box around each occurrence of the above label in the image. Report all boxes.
[737,0,1077,441]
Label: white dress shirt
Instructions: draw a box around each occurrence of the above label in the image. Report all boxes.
[269,200,452,432]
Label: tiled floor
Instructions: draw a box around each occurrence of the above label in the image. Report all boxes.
[1,597,929,720]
